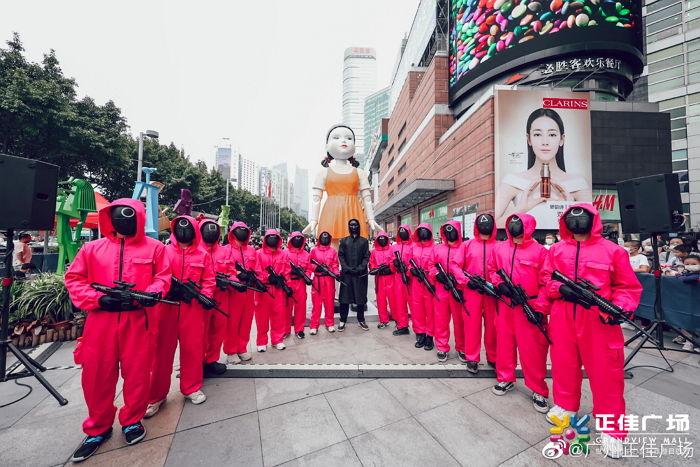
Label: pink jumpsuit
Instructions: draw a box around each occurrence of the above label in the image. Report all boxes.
[199,219,231,365]
[254,230,291,346]
[431,220,467,353]
[309,233,339,329]
[369,231,396,324]
[286,232,312,334]
[149,216,216,402]
[410,223,436,338]
[489,213,549,397]
[462,214,498,364]
[389,224,412,330]
[538,204,642,440]
[223,222,257,356]
[65,199,171,436]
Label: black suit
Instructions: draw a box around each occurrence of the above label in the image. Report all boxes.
[338,234,369,322]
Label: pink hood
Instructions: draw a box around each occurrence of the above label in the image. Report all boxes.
[98,198,146,244]
[504,213,537,246]
[262,228,282,253]
[287,231,306,251]
[558,203,604,245]
[374,231,391,251]
[439,220,463,248]
[396,224,413,245]
[412,222,434,245]
[169,214,204,254]
[227,221,251,246]
[472,212,498,241]
[315,231,334,252]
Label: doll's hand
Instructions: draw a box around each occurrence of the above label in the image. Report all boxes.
[302,221,317,235]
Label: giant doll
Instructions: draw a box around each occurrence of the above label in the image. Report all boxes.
[302,124,381,241]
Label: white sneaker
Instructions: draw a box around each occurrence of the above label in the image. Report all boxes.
[546,405,577,425]
[600,432,623,459]
[310,328,318,335]
[226,354,241,365]
[682,341,700,352]
[238,352,252,361]
[257,345,267,352]
[327,326,336,333]
[275,343,286,350]
[144,399,165,418]
[337,322,346,332]
[185,390,207,405]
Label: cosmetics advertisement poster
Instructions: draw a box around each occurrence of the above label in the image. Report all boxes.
[494,88,592,230]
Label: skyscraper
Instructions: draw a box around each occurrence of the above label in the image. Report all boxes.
[238,154,259,196]
[272,162,290,208]
[215,144,232,181]
[294,166,309,219]
[363,86,390,167]
[342,47,378,160]
[643,0,700,228]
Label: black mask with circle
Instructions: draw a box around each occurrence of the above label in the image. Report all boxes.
[265,235,280,249]
[444,224,459,243]
[233,227,250,243]
[564,208,594,235]
[417,228,432,242]
[398,228,410,242]
[348,219,360,236]
[291,236,304,249]
[319,232,331,246]
[507,216,524,238]
[377,236,389,247]
[174,218,196,244]
[476,214,495,236]
[200,223,220,244]
[110,205,137,237]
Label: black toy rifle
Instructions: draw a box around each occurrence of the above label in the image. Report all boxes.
[408,258,439,300]
[91,280,180,307]
[393,251,411,292]
[436,262,470,316]
[235,261,274,298]
[463,271,510,307]
[265,266,297,302]
[310,259,349,287]
[496,269,552,345]
[289,260,320,294]
[171,277,229,318]
[216,272,264,293]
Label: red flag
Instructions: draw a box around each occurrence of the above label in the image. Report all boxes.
[267,180,272,198]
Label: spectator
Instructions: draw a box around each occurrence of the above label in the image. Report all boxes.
[665,245,693,276]
[13,233,34,273]
[543,233,556,250]
[671,253,700,353]
[625,240,650,273]
[660,237,684,267]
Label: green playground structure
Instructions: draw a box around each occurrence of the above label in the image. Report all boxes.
[55,178,96,274]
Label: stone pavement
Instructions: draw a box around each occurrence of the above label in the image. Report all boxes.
[1,320,699,467]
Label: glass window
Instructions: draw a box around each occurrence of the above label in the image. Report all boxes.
[689,0,700,10]
[649,65,685,84]
[689,104,700,116]
[688,49,700,63]
[689,72,700,85]
[682,203,690,213]
[671,118,687,130]
[660,96,685,110]
[648,44,683,63]
[689,17,700,33]
[647,3,682,24]
[647,0,681,14]
[649,55,684,73]
[647,13,682,34]
[672,160,688,171]
[679,171,689,182]
[672,149,688,160]
[688,7,700,22]
[680,182,689,193]
[672,128,687,140]
[647,25,683,44]
[668,107,686,119]
[690,61,700,75]
[688,38,700,53]
[649,76,685,94]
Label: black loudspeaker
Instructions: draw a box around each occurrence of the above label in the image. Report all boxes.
[617,173,684,234]
[0,154,59,230]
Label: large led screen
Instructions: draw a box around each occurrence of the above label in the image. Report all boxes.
[449,0,643,103]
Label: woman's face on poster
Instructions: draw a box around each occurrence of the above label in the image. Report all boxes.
[527,116,565,163]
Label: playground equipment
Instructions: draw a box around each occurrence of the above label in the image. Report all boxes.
[131,167,160,239]
[55,178,96,274]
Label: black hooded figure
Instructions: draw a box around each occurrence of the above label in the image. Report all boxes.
[338,218,370,328]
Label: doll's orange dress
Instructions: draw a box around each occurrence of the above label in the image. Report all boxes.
[318,168,368,239]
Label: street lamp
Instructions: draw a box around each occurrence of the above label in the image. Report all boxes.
[137,130,159,181]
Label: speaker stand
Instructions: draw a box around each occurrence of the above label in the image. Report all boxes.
[1,229,68,405]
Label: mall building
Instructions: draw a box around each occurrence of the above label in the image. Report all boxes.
[367,0,674,238]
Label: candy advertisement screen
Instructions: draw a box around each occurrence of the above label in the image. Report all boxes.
[449,0,643,102]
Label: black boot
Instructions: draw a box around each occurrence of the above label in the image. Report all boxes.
[203,361,227,376]
[414,333,426,348]
[393,326,410,336]
[423,335,434,351]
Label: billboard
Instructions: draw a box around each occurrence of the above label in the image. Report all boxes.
[494,89,592,230]
[592,188,620,221]
[449,0,643,103]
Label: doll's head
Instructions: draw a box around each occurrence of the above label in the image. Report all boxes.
[322,124,359,167]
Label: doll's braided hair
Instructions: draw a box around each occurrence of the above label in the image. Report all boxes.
[322,124,360,168]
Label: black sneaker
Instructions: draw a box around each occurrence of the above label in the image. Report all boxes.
[203,361,227,376]
[70,428,112,462]
[532,392,550,413]
[393,327,410,336]
[466,361,479,374]
[295,331,305,339]
[414,333,426,348]
[423,335,434,351]
[377,322,390,329]
[491,382,514,396]
[457,352,467,363]
[122,422,146,445]
[338,321,346,332]
[487,360,496,369]
[359,322,369,331]
[437,351,448,362]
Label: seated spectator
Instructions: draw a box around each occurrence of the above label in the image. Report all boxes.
[625,240,650,273]
[665,245,693,276]
[677,253,700,283]
[660,237,684,267]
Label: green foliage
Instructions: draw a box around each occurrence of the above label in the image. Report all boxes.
[14,273,74,322]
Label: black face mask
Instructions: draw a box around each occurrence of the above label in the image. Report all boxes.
[233,227,250,243]
[291,236,304,249]
[476,214,495,236]
[417,228,432,242]
[564,208,594,235]
[200,223,220,244]
[377,236,389,247]
[319,233,331,246]
[174,218,196,243]
[507,216,524,238]
[444,224,459,243]
[110,205,137,237]
[398,228,409,241]
[348,220,360,236]
[265,235,280,249]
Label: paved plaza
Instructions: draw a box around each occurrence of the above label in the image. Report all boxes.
[1,317,699,467]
